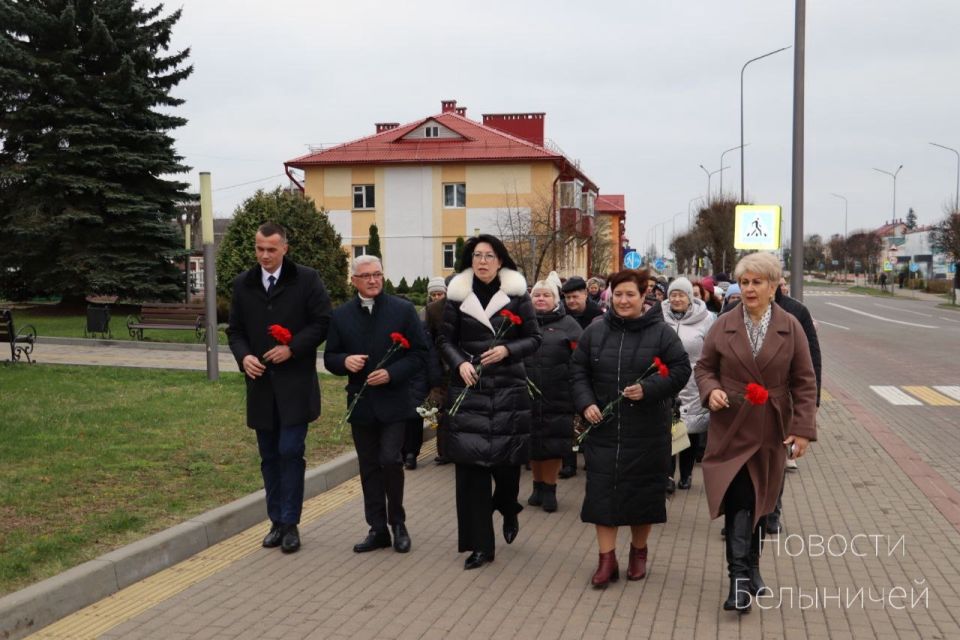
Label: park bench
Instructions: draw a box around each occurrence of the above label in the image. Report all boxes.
[127,302,205,341]
[1,308,37,363]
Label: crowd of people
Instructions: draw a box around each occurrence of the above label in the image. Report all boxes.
[227,224,820,615]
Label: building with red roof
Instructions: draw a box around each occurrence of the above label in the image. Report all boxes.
[285,99,613,282]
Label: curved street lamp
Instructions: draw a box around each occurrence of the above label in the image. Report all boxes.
[740,46,791,203]
[873,165,903,222]
[929,142,960,213]
[719,144,748,199]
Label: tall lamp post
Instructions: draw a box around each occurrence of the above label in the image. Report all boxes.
[699,164,728,204]
[873,165,903,222]
[688,195,703,228]
[719,144,748,199]
[830,193,848,282]
[929,142,960,213]
[741,46,791,203]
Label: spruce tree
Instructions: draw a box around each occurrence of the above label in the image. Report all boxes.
[0,1,192,302]
[367,223,382,258]
[453,236,466,271]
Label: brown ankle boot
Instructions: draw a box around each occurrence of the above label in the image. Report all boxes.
[627,545,647,580]
[591,550,619,588]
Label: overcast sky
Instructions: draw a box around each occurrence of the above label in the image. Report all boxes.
[167,0,960,254]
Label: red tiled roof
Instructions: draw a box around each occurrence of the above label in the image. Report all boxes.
[286,112,562,167]
[595,194,625,214]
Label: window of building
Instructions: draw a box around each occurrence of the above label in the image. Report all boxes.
[353,245,368,258]
[443,243,456,269]
[425,125,439,138]
[443,183,466,208]
[353,184,375,209]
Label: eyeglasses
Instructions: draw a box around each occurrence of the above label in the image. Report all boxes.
[472,252,498,262]
[352,272,383,280]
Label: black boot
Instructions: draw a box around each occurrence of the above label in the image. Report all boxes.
[722,510,753,613]
[527,481,544,506]
[541,483,558,513]
[748,523,769,596]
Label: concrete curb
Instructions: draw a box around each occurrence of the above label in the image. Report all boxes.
[0,428,434,640]
[41,336,234,353]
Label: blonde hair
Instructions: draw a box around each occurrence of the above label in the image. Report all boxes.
[734,252,782,283]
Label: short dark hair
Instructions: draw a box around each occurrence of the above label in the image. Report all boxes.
[460,234,517,272]
[257,222,287,242]
[608,268,651,293]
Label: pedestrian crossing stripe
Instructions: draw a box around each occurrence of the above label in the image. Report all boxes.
[933,386,960,402]
[902,386,960,406]
[870,385,960,407]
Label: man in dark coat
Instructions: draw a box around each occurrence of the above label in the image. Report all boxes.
[324,256,427,554]
[762,278,823,535]
[558,276,603,478]
[227,223,332,553]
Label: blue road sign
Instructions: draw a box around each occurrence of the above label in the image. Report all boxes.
[909,262,920,273]
[624,251,641,269]
[654,258,666,270]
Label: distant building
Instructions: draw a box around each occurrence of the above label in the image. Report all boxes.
[284,99,617,281]
[874,219,949,279]
[594,194,627,276]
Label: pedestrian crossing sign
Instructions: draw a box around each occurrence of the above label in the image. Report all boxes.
[734,205,782,250]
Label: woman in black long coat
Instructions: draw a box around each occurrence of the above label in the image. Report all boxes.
[438,235,542,570]
[523,272,582,513]
[570,268,690,587]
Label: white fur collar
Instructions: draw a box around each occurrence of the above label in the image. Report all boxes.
[446,268,527,302]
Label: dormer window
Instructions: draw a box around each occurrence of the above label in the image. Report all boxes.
[425,126,439,138]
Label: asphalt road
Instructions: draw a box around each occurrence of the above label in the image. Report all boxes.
[802,290,960,493]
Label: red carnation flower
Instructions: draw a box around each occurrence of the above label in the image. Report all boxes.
[499,309,522,325]
[654,356,669,378]
[267,324,292,345]
[745,382,769,405]
[390,332,411,349]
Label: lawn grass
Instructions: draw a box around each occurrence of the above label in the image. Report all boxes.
[848,286,895,297]
[0,364,353,596]
[12,310,228,345]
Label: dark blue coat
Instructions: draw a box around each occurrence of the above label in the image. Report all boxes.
[227,258,332,431]
[324,293,428,425]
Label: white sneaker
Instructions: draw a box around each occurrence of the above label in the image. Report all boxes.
[785,458,799,471]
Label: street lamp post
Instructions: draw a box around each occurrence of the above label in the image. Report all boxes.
[873,165,903,222]
[699,164,728,204]
[688,196,703,228]
[741,46,791,203]
[929,142,960,213]
[719,144,748,199]
[830,193,848,283]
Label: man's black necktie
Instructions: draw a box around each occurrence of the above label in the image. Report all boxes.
[267,274,276,297]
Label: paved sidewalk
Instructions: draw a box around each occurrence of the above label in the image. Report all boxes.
[30,343,328,374]
[27,379,960,639]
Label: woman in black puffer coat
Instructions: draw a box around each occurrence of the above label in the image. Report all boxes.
[523,272,582,513]
[570,268,690,588]
[439,235,542,571]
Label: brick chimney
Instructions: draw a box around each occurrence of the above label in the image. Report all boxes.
[376,122,399,133]
[482,112,546,147]
[441,99,457,113]
[455,106,467,117]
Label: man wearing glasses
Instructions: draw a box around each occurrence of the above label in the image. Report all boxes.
[227,222,332,554]
[324,256,428,554]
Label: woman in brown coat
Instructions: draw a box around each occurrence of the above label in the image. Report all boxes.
[695,252,818,614]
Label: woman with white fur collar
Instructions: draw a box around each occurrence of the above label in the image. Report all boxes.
[438,235,542,570]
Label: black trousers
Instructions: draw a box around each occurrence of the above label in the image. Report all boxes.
[402,416,424,458]
[723,466,756,514]
[455,463,522,554]
[351,420,406,531]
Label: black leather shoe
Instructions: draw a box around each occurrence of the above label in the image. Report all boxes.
[464,550,494,570]
[558,465,576,479]
[434,455,449,465]
[262,522,283,548]
[353,529,392,553]
[392,523,411,553]
[678,476,692,490]
[503,512,519,544]
[666,477,676,494]
[281,525,301,553]
[404,453,417,470]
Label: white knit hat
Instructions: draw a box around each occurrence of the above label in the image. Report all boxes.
[532,271,562,301]
[667,277,694,300]
[427,277,447,294]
